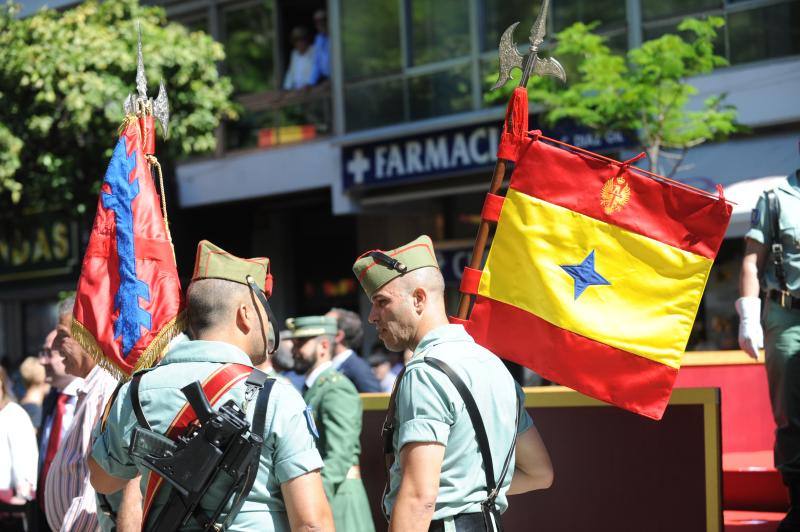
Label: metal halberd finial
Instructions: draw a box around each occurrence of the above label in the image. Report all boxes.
[122,21,170,138]
[491,0,566,90]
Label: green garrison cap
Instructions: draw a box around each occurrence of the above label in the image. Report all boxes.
[352,235,439,297]
[192,240,273,295]
[285,316,338,338]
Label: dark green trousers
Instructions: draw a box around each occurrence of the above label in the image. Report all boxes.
[765,300,800,483]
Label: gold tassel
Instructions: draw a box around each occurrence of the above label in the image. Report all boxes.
[71,312,187,381]
[133,311,187,373]
[71,318,129,381]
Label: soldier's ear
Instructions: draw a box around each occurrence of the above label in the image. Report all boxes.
[412,287,427,314]
[235,303,252,335]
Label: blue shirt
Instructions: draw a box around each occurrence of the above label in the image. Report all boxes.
[308,33,330,85]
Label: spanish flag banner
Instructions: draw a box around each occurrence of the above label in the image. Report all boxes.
[457,134,732,419]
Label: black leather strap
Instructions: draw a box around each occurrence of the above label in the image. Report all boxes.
[766,190,788,292]
[130,370,155,431]
[252,377,276,437]
[218,377,276,531]
[424,357,520,532]
[245,276,280,355]
[381,366,407,521]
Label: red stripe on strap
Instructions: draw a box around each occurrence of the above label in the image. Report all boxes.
[510,140,731,259]
[140,363,252,529]
[464,296,678,420]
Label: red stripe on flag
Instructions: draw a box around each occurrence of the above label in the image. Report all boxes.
[510,140,731,260]
[465,296,678,420]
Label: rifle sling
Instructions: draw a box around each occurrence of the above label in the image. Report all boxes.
[423,356,519,532]
[766,190,788,292]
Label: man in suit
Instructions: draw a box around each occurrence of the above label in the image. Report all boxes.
[37,328,80,529]
[325,308,381,393]
[288,315,375,532]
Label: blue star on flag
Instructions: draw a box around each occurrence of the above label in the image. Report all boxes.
[560,250,611,300]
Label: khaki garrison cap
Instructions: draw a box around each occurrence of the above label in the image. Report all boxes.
[192,240,273,295]
[285,316,338,338]
[352,235,439,297]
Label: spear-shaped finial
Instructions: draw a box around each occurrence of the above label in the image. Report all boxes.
[491,0,566,90]
[121,21,170,137]
[135,21,148,100]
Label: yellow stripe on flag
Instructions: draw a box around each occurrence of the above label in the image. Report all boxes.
[479,189,713,369]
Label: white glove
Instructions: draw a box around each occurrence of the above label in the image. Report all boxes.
[735,297,763,359]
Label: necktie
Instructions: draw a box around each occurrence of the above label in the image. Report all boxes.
[39,392,68,506]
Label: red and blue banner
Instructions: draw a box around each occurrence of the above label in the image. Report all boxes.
[72,117,184,378]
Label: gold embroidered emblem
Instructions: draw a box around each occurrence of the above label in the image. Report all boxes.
[600,176,631,214]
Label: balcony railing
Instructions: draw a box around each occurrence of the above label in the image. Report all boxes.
[223,80,332,154]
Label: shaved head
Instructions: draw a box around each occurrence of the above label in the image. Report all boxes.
[187,279,250,336]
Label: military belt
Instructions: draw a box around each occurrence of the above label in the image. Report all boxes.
[429,512,491,532]
[769,290,800,311]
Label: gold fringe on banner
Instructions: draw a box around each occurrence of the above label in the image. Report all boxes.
[71,312,187,381]
[133,311,187,374]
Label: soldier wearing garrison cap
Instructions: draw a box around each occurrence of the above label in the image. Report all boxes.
[287,315,376,532]
[89,240,334,531]
[353,235,553,532]
[738,167,800,530]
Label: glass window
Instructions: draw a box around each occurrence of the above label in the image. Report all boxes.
[408,64,472,120]
[728,1,800,65]
[642,0,722,22]
[482,0,543,52]
[345,79,405,131]
[223,3,275,95]
[410,0,470,65]
[553,0,627,32]
[642,21,725,56]
[342,0,402,81]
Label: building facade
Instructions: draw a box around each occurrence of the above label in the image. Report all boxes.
[4,0,799,364]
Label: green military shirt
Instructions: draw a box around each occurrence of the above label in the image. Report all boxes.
[303,363,361,496]
[91,339,323,532]
[746,171,800,296]
[304,363,375,532]
[384,324,534,520]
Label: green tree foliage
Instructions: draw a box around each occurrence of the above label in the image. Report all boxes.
[0,0,236,214]
[488,17,740,177]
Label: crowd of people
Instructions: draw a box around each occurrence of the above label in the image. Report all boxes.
[0,302,394,531]
[0,296,126,531]
[0,235,553,531]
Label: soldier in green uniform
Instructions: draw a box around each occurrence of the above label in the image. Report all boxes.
[352,235,554,532]
[88,240,334,531]
[738,168,800,531]
[287,315,376,532]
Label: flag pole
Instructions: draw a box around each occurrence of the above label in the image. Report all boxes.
[456,0,565,319]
